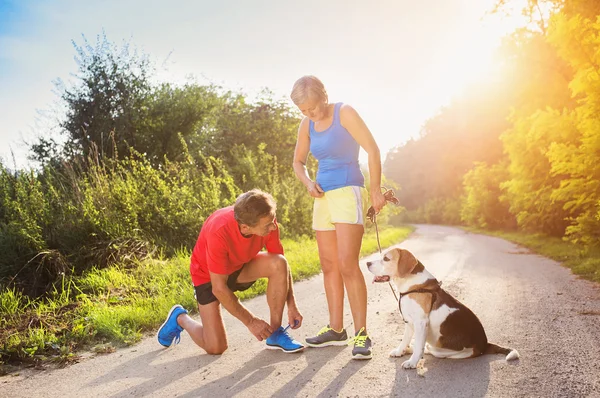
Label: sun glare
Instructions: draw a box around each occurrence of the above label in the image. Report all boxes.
[356,1,530,163]
[431,4,528,104]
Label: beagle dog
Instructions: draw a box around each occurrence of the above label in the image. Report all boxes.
[367,248,519,369]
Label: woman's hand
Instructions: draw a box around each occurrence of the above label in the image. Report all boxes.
[306,181,325,198]
[370,189,387,213]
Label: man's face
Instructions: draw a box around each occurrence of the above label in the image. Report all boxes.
[242,214,277,237]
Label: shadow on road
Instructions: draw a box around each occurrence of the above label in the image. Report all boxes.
[85,348,219,397]
[314,357,370,398]
[176,346,359,397]
[178,349,303,397]
[270,346,362,398]
[390,354,497,397]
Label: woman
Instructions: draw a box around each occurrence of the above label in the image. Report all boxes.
[291,75,386,359]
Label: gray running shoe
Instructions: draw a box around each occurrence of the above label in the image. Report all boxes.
[351,327,372,360]
[305,325,348,347]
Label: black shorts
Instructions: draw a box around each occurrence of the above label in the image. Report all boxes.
[194,267,256,305]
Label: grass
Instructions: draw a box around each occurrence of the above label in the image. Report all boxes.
[464,227,600,283]
[0,225,413,369]
[236,225,414,301]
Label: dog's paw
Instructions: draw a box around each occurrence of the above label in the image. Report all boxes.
[401,359,419,369]
[389,347,406,357]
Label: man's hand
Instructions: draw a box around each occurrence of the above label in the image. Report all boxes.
[287,305,303,329]
[247,316,273,341]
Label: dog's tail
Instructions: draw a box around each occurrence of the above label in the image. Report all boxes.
[485,343,520,361]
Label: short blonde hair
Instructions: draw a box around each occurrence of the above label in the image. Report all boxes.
[290,75,328,105]
[234,189,276,227]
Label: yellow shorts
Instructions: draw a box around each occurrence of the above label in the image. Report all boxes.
[312,186,367,231]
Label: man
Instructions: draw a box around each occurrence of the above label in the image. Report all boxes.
[157,189,304,354]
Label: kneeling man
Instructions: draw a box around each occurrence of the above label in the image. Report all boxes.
[157,189,304,354]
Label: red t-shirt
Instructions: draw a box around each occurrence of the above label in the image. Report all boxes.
[190,206,284,286]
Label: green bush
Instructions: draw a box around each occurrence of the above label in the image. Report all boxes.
[461,161,516,229]
[0,148,238,297]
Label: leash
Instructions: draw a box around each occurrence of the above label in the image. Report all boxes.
[366,192,443,322]
[366,188,400,302]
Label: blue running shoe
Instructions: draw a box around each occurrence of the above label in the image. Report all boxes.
[157,304,188,347]
[266,326,304,353]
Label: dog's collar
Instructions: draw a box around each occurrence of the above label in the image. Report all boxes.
[398,279,441,298]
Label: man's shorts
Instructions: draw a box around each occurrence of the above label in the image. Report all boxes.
[313,186,367,231]
[194,266,256,305]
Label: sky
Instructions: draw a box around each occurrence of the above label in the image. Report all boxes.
[0,0,526,169]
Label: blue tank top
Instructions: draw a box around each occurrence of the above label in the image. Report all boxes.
[309,102,365,192]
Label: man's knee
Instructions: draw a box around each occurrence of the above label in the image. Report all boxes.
[269,254,289,275]
[205,343,228,355]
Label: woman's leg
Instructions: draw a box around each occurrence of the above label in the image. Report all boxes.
[316,230,345,331]
[334,223,366,334]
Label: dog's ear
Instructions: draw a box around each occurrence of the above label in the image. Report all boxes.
[397,249,419,277]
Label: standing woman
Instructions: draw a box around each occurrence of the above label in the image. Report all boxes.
[291,76,386,359]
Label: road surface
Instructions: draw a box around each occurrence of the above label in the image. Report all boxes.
[2,225,600,397]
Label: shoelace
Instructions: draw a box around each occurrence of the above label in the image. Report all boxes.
[281,325,292,338]
[281,320,300,336]
[276,325,300,346]
[349,327,369,347]
[171,329,182,346]
[354,335,367,348]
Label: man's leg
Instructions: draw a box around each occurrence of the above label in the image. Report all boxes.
[177,301,228,355]
[236,252,288,330]
[315,230,344,332]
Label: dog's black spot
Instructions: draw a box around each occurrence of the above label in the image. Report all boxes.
[437,293,488,354]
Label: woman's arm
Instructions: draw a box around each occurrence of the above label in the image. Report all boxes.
[340,104,386,212]
[292,117,324,198]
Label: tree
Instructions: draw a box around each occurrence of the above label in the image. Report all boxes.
[384,77,512,223]
[462,161,516,229]
[544,12,600,245]
[56,32,153,162]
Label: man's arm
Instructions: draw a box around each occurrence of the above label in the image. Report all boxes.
[285,267,303,329]
[286,269,296,306]
[210,272,273,341]
[263,222,302,328]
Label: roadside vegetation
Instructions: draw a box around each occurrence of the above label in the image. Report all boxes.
[0,227,411,371]
[0,34,408,371]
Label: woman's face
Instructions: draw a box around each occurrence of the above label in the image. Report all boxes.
[297,97,327,122]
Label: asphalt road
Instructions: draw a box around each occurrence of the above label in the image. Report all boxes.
[2,225,600,397]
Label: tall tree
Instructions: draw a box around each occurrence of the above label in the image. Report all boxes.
[544,12,600,245]
[56,33,153,161]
